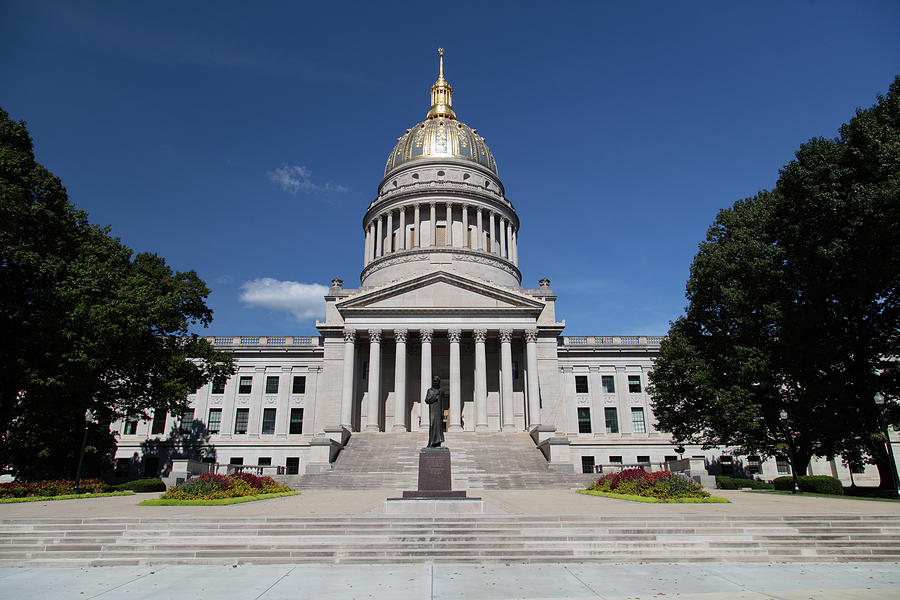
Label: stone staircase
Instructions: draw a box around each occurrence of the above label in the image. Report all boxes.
[295,431,596,490]
[1,514,899,566]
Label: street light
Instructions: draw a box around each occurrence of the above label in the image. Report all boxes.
[779,409,803,494]
[73,409,96,494]
[874,393,900,500]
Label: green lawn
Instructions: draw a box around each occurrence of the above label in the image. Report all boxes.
[140,491,299,506]
[0,491,135,503]
[748,489,900,502]
[577,490,730,503]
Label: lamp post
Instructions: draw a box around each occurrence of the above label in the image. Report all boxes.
[779,409,803,494]
[73,409,95,494]
[874,393,900,500]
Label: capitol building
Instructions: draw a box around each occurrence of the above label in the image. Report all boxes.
[113,52,878,486]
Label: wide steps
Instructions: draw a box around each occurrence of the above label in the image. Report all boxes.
[1,515,899,565]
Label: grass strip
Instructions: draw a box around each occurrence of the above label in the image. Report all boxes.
[577,490,730,503]
[748,489,900,502]
[0,491,135,503]
[140,491,299,506]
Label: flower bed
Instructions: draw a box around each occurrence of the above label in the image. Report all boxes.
[586,468,710,500]
[160,473,292,500]
[0,478,113,498]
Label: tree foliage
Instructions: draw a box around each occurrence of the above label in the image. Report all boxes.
[649,77,900,485]
[0,108,234,479]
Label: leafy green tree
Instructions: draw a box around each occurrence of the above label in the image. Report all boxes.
[0,108,234,479]
[650,77,900,486]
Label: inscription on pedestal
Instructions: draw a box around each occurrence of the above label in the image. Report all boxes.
[418,447,451,491]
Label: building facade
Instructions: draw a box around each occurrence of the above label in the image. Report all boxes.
[113,52,887,486]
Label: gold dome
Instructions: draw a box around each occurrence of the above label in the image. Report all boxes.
[384,49,498,177]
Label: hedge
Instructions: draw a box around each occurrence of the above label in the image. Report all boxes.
[773,475,843,495]
[716,475,774,490]
[111,478,166,493]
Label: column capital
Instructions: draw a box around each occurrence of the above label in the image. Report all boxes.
[499,328,513,343]
[368,329,382,343]
[447,328,462,343]
[473,328,487,343]
[420,328,434,343]
[343,328,357,342]
[524,329,539,343]
[394,328,408,343]
[429,201,436,208]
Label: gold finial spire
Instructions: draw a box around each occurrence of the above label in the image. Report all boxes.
[427,47,456,120]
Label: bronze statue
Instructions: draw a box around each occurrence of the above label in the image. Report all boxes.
[425,375,444,448]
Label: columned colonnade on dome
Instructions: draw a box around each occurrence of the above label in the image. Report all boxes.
[363,200,519,266]
[339,326,541,432]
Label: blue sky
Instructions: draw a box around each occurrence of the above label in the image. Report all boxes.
[2,1,898,336]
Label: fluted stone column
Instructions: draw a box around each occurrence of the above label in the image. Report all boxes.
[512,229,518,266]
[340,329,356,429]
[364,227,371,265]
[445,202,453,247]
[376,215,383,258]
[462,205,469,248]
[386,210,393,254]
[500,217,507,259]
[419,329,433,429]
[413,204,421,247]
[392,329,407,431]
[399,207,406,251]
[473,328,488,431]
[448,328,462,431]
[499,328,515,431]
[429,203,436,247]
[475,207,483,251]
[366,329,382,431]
[525,329,540,427]
[489,211,496,254]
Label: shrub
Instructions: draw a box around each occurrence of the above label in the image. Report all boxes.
[588,469,709,499]
[111,478,166,493]
[716,475,774,490]
[773,475,843,495]
[0,478,112,498]
[160,473,292,500]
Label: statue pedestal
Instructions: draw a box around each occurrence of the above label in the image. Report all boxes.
[385,447,483,513]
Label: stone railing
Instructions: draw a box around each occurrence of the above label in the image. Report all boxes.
[207,336,322,348]
[559,336,666,346]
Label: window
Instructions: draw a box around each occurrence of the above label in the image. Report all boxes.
[179,409,194,433]
[286,457,300,475]
[123,419,138,435]
[265,376,279,395]
[747,455,761,474]
[211,378,226,394]
[234,408,249,434]
[363,361,369,380]
[776,455,790,474]
[261,408,276,434]
[258,457,271,466]
[151,411,167,435]
[601,375,615,394]
[628,375,642,393]
[577,407,592,433]
[290,408,304,434]
[435,225,446,245]
[581,456,595,474]
[229,457,243,465]
[207,408,222,434]
[720,455,734,475]
[143,456,159,477]
[238,376,253,394]
[115,458,130,477]
[637,455,650,464]
[665,455,678,463]
[609,456,622,465]
[631,407,646,433]
[512,361,519,380]
[292,376,306,394]
[604,407,619,434]
[575,375,589,394]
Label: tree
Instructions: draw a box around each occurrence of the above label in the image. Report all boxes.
[649,77,900,486]
[0,108,234,479]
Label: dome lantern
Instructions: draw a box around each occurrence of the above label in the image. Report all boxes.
[426,48,456,120]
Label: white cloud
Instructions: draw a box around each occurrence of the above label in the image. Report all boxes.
[267,165,348,194]
[238,278,328,321]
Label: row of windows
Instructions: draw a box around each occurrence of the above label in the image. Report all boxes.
[580,455,679,473]
[576,406,646,434]
[574,374,642,394]
[211,375,307,396]
[124,408,305,436]
[115,455,304,477]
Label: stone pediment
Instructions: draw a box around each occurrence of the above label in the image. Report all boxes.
[336,271,544,316]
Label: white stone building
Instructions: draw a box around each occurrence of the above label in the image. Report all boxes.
[113,52,888,487]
